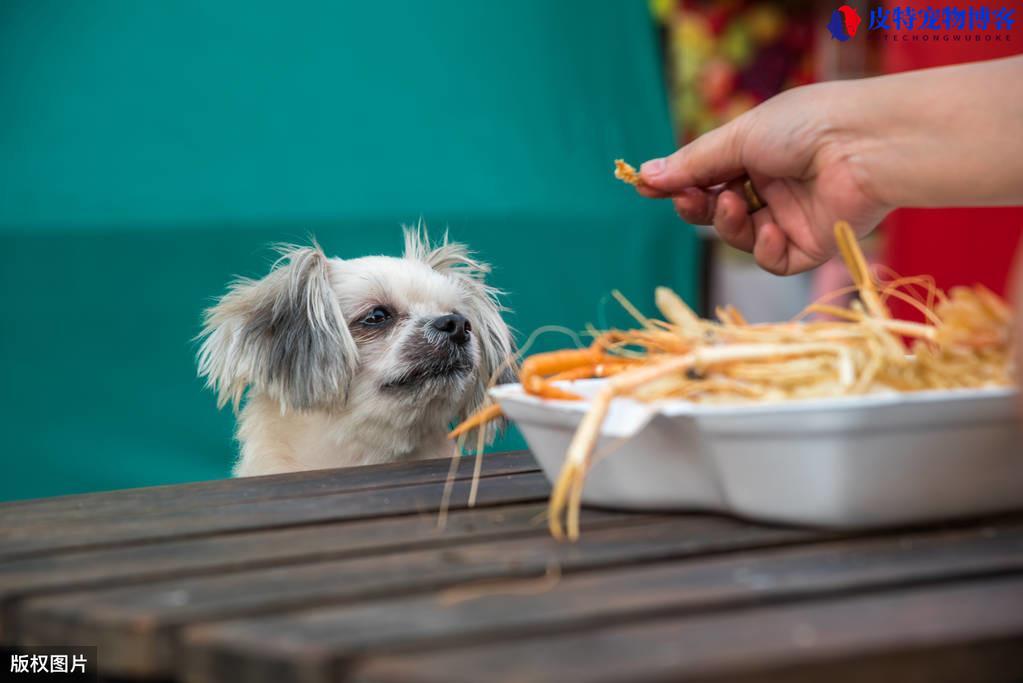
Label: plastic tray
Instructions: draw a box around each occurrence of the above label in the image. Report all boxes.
[490,380,1023,528]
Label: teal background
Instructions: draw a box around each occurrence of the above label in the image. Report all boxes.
[0,1,696,500]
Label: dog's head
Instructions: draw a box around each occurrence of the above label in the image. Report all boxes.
[197,227,515,443]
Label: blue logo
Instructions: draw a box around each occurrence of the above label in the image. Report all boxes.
[829,5,1015,41]
[868,5,1015,30]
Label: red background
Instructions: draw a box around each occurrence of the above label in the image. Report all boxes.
[880,0,1023,317]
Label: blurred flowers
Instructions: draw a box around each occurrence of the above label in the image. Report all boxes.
[655,0,818,141]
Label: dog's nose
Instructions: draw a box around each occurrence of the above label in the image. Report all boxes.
[432,314,472,345]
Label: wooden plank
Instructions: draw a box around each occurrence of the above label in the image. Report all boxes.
[13,517,817,678]
[179,521,1023,683]
[0,452,537,531]
[0,503,653,633]
[348,575,1023,683]
[0,471,550,561]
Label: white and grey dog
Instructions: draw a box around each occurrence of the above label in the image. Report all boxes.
[197,228,515,476]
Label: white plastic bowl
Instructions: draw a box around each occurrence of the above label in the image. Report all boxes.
[490,380,1023,528]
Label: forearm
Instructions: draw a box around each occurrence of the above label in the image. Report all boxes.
[838,55,1023,209]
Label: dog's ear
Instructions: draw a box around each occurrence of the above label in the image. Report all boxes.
[197,244,358,413]
[404,225,518,446]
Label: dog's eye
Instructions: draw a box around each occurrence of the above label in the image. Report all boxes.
[361,306,393,326]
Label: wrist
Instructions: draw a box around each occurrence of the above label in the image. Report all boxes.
[809,79,902,212]
[825,76,944,210]
[827,59,1023,208]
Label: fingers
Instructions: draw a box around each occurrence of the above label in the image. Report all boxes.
[751,220,790,275]
[639,116,750,193]
[635,184,670,199]
[703,190,819,276]
[632,120,829,277]
[671,188,717,225]
[713,189,755,253]
[751,218,828,276]
[671,178,746,227]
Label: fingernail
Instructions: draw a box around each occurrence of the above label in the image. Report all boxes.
[641,158,665,176]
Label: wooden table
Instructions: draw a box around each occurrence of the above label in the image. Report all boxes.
[1,451,1022,683]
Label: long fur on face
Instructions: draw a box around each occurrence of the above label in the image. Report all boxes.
[403,226,517,441]
[197,244,358,413]
[197,227,516,475]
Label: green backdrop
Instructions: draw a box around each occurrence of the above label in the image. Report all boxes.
[0,1,696,500]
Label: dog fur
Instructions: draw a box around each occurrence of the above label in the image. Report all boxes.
[197,227,515,476]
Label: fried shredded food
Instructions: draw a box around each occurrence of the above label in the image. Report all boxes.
[614,159,642,186]
[449,221,1015,541]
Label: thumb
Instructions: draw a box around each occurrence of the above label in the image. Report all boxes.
[640,116,750,193]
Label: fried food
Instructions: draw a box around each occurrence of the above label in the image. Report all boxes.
[613,159,642,186]
[449,221,1015,540]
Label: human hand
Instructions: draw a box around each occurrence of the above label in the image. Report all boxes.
[637,81,891,275]
[636,57,1023,277]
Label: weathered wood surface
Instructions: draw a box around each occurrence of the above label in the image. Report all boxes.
[0,471,548,561]
[0,453,540,559]
[349,577,1023,683]
[1,450,1021,683]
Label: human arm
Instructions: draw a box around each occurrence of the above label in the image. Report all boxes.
[637,55,1023,275]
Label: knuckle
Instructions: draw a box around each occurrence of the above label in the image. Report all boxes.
[757,252,788,275]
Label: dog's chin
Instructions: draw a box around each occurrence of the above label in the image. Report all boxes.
[380,361,473,394]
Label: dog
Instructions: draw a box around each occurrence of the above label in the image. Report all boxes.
[197,227,516,476]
